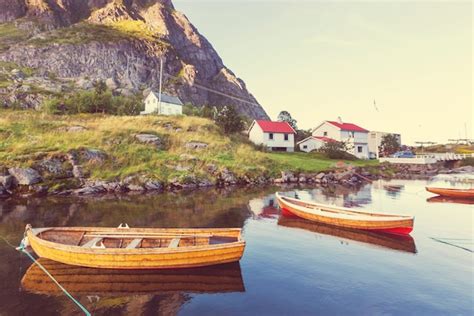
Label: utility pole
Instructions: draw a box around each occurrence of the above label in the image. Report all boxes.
[158,56,163,113]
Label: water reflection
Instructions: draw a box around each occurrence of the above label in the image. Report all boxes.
[426,196,474,205]
[22,260,245,296]
[21,259,245,315]
[278,216,417,254]
[1,180,473,315]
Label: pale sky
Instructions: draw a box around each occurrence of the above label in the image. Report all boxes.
[173,0,472,145]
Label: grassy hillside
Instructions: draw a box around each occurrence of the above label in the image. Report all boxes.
[0,110,377,184]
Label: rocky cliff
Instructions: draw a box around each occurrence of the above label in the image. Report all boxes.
[0,0,269,119]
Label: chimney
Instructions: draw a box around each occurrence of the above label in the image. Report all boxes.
[337,116,343,124]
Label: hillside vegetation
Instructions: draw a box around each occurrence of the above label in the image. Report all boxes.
[0,110,376,186]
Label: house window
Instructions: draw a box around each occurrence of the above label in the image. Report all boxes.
[323,131,328,136]
[303,145,308,149]
[269,133,274,140]
[357,146,363,153]
[350,132,355,138]
[284,134,289,141]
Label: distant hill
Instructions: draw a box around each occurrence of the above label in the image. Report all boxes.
[0,0,269,119]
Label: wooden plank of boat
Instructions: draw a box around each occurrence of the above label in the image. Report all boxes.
[275,192,414,235]
[23,225,245,269]
[426,187,474,199]
[21,258,245,296]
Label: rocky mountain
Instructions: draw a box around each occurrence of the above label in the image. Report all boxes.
[0,0,269,119]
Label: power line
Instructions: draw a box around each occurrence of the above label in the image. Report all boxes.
[162,73,261,107]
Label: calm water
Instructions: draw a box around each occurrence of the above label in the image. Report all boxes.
[0,180,472,315]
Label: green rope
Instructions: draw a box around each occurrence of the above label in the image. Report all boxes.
[17,241,92,316]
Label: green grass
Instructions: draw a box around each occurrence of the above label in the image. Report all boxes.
[0,110,377,182]
[27,22,168,47]
[265,152,377,172]
[0,23,29,52]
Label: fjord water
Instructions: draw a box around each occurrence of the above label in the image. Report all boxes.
[0,180,472,315]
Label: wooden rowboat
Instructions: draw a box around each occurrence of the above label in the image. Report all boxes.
[275,193,414,235]
[278,216,417,253]
[23,225,245,269]
[21,258,245,296]
[426,187,474,199]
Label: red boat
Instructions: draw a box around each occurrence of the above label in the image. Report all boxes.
[426,187,474,199]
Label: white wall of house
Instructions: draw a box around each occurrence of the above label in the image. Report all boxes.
[264,132,295,151]
[248,123,295,152]
[312,121,369,159]
[368,131,402,158]
[350,143,369,159]
[141,92,183,115]
[312,122,341,140]
[298,138,326,152]
[249,123,265,145]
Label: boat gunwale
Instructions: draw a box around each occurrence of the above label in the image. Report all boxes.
[27,227,245,255]
[276,193,413,220]
[426,186,474,195]
[426,186,474,192]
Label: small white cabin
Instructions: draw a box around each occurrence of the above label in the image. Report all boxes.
[248,120,296,152]
[297,136,337,152]
[141,91,183,115]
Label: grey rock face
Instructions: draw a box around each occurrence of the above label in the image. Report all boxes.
[0,0,269,119]
[0,175,13,190]
[66,126,87,132]
[34,158,73,179]
[73,183,106,195]
[144,180,162,191]
[77,148,107,164]
[0,185,10,198]
[72,166,86,179]
[135,134,162,148]
[185,141,208,150]
[8,167,42,185]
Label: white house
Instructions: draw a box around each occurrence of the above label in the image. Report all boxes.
[248,120,296,152]
[297,136,337,153]
[141,91,183,115]
[311,119,370,159]
[368,131,402,158]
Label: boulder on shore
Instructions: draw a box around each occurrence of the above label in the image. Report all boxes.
[185,142,208,150]
[135,134,162,149]
[8,168,42,185]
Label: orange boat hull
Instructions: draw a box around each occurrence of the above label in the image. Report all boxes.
[426,187,474,199]
[276,194,414,235]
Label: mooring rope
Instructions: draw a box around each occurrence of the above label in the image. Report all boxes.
[0,236,91,316]
[430,237,473,253]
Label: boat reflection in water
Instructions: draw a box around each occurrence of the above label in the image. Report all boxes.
[21,258,245,314]
[426,196,474,205]
[278,216,417,254]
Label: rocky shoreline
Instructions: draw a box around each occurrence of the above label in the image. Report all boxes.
[1,158,472,200]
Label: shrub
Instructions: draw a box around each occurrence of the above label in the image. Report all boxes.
[214,105,245,134]
[320,141,356,160]
[42,88,142,115]
[183,104,216,119]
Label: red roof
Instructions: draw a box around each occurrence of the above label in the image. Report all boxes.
[327,121,368,132]
[313,136,337,143]
[255,120,296,134]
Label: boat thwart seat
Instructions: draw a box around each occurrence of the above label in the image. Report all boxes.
[168,238,180,248]
[126,238,142,249]
[82,237,103,248]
